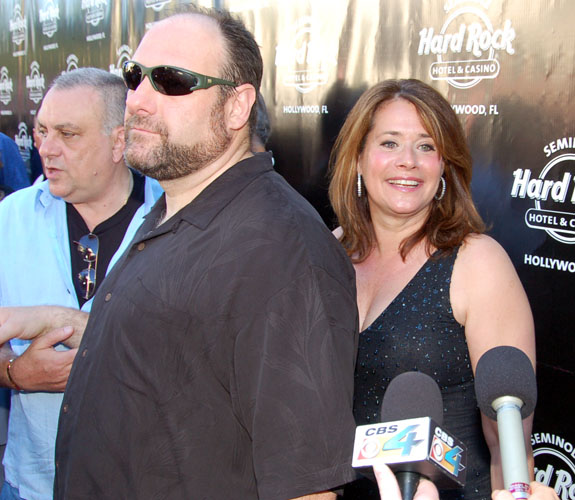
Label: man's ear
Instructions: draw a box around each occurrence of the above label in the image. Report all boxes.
[110,125,125,164]
[226,84,256,131]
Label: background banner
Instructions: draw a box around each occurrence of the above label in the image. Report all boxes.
[1,0,573,494]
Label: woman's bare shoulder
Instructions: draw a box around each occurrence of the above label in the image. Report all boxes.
[457,233,513,272]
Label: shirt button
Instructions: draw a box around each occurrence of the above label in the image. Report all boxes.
[105,292,112,301]
[137,242,145,251]
[81,349,88,357]
[62,404,69,413]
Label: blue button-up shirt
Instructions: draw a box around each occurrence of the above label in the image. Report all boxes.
[0,177,162,500]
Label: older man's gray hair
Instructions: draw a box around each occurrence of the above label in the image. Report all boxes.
[49,68,127,135]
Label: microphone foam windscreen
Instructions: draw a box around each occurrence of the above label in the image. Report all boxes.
[474,345,537,420]
[380,371,444,425]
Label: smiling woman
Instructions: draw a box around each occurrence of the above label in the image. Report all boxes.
[329,79,485,264]
[329,79,536,500]
[357,98,444,231]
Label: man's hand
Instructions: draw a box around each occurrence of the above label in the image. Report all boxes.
[373,463,439,500]
[0,306,88,348]
[0,306,53,343]
[7,327,77,392]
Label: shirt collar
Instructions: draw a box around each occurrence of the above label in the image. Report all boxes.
[144,152,274,233]
[35,171,161,210]
[37,179,57,208]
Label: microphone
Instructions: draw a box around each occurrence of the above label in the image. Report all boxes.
[352,372,467,500]
[475,346,537,500]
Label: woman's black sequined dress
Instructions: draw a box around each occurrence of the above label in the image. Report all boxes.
[344,249,491,500]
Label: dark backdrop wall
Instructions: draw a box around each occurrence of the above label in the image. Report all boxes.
[1,0,573,495]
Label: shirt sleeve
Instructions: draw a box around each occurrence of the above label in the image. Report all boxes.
[232,265,359,500]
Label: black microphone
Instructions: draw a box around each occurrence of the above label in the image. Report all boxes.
[475,346,537,500]
[352,372,467,500]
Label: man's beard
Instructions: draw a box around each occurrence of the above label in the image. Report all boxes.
[124,98,231,181]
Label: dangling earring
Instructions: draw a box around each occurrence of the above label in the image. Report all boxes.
[435,176,446,201]
[357,173,362,198]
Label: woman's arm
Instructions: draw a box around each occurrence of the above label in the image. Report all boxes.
[451,234,536,490]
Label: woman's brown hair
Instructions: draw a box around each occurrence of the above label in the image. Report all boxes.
[328,79,485,262]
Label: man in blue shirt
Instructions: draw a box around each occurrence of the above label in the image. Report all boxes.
[0,133,30,200]
[0,68,162,500]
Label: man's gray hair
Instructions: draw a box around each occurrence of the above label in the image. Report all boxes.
[49,67,127,135]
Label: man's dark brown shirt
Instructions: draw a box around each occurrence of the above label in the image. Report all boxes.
[54,153,359,500]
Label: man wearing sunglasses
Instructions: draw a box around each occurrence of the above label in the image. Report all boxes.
[0,8,358,500]
[0,68,162,500]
